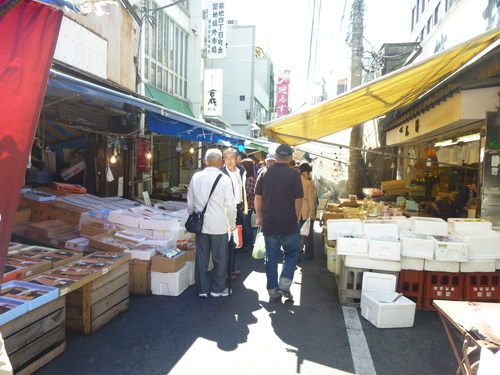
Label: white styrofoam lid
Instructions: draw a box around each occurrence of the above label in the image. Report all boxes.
[362,272,397,294]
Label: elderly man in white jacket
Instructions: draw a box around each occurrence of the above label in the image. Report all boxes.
[187,149,236,298]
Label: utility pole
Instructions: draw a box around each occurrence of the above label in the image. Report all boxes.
[347,0,364,196]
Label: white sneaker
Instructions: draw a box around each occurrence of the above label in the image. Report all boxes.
[210,288,231,297]
[198,293,208,298]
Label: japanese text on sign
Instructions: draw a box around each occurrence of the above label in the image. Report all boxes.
[203,69,223,117]
[206,0,226,58]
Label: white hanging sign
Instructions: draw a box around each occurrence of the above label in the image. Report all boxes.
[203,69,223,117]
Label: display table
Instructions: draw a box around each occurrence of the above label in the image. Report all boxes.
[1,297,66,375]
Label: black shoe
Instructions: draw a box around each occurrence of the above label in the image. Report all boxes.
[269,295,282,302]
[276,288,293,300]
[305,256,314,260]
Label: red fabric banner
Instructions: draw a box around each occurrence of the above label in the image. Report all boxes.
[276,83,289,118]
[0,0,63,281]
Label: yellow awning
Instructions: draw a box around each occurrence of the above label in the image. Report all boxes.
[263,26,500,146]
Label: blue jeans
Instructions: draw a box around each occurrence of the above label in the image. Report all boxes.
[241,212,254,249]
[264,223,301,290]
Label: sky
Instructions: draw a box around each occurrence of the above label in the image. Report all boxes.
[226,0,412,111]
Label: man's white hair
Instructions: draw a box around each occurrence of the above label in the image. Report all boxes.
[205,148,222,163]
[223,147,238,157]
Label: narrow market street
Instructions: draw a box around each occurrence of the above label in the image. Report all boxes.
[34,225,458,375]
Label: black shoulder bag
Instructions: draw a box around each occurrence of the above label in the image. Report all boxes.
[185,174,223,234]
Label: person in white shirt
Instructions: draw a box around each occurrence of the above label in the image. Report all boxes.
[187,149,237,298]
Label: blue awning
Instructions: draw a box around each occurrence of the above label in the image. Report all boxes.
[47,70,251,146]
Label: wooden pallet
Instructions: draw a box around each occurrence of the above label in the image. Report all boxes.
[66,261,129,334]
[129,259,151,295]
[1,297,66,374]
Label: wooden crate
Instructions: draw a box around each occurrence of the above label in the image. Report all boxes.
[1,297,66,375]
[66,261,129,335]
[129,259,151,295]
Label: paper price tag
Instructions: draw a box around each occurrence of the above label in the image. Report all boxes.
[102,267,109,275]
[60,287,69,296]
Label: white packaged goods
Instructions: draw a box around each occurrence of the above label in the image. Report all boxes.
[139,216,179,230]
[424,259,460,272]
[336,233,368,256]
[327,219,363,240]
[409,217,448,236]
[399,230,435,259]
[447,218,493,234]
[124,245,158,261]
[108,210,144,227]
[363,220,399,238]
[344,255,401,272]
[460,259,496,273]
[368,235,401,261]
[360,272,416,329]
[151,264,190,296]
[430,235,468,262]
[185,260,195,285]
[143,237,175,248]
[455,230,500,260]
[401,257,424,271]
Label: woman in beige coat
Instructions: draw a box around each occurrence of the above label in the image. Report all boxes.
[299,162,316,260]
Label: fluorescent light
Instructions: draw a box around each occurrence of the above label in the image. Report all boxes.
[434,133,480,147]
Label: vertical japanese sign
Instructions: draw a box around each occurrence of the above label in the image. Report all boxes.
[203,69,223,117]
[276,70,290,118]
[137,137,151,171]
[207,0,226,58]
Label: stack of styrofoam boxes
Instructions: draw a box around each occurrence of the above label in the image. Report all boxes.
[410,216,466,310]
[360,272,416,328]
[151,250,190,296]
[327,219,363,275]
[364,220,401,262]
[449,219,500,303]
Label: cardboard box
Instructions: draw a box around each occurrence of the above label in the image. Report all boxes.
[65,237,90,252]
[322,212,343,221]
[61,160,86,180]
[27,219,78,236]
[409,186,426,197]
[47,202,93,226]
[34,249,83,268]
[2,264,24,283]
[155,181,170,189]
[80,221,117,238]
[151,252,187,273]
[5,257,52,279]
[381,179,405,190]
[184,248,196,261]
[21,199,55,222]
[14,207,31,223]
[384,187,410,195]
[89,233,136,253]
[154,173,168,180]
[51,182,87,194]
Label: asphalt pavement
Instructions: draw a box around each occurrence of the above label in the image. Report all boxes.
[34,224,459,375]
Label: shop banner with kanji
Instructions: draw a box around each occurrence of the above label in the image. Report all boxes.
[203,69,223,117]
[276,83,290,118]
[0,0,63,281]
[206,0,226,58]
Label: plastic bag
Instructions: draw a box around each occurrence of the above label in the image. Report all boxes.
[300,218,311,236]
[252,228,266,259]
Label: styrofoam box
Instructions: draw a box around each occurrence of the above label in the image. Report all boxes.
[363,220,399,238]
[447,218,493,234]
[185,260,195,285]
[143,238,175,249]
[424,259,460,272]
[0,297,28,326]
[399,230,435,259]
[344,255,401,272]
[389,216,410,230]
[124,247,158,261]
[430,235,468,262]
[360,272,416,329]
[409,217,448,236]
[327,219,363,240]
[455,230,500,260]
[139,216,179,230]
[151,264,190,296]
[1,281,58,311]
[401,257,425,271]
[368,235,401,261]
[460,259,496,273]
[152,228,185,241]
[336,233,368,256]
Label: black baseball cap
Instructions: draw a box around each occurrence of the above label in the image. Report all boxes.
[275,144,293,157]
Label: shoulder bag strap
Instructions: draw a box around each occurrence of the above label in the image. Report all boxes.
[201,174,223,214]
